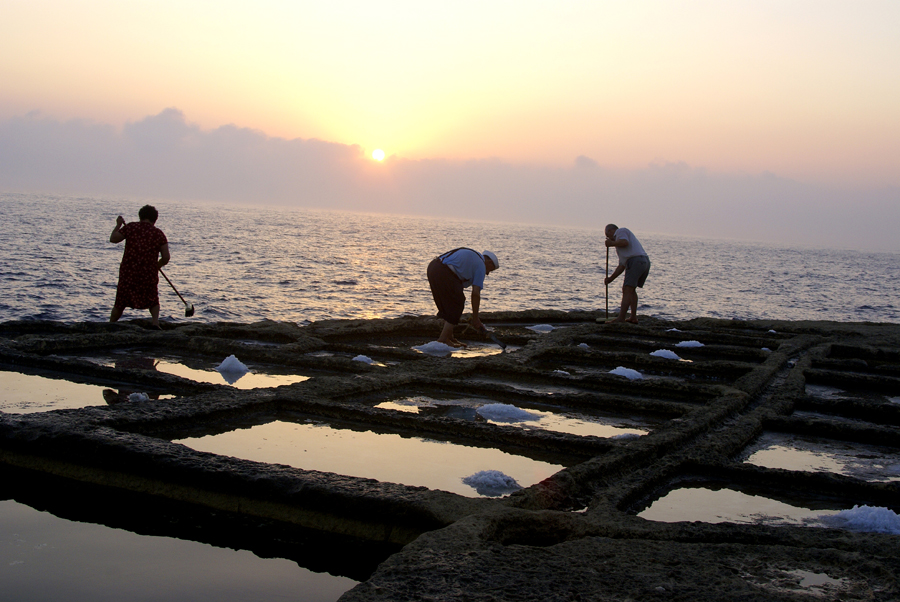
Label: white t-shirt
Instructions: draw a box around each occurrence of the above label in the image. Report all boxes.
[614,228,648,266]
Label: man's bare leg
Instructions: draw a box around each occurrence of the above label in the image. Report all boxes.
[149,304,161,328]
[606,288,630,323]
[110,306,124,322]
[624,286,639,323]
[437,321,466,347]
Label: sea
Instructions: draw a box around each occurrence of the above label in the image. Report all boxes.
[1,191,898,325]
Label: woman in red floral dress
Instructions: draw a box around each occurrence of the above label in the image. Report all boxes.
[109,205,170,327]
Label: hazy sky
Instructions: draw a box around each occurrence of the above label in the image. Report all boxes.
[1,1,898,250]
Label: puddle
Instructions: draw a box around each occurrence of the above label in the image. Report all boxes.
[0,499,356,601]
[78,352,310,389]
[742,432,900,482]
[806,384,898,405]
[468,377,586,396]
[408,341,516,358]
[638,486,843,526]
[174,420,563,498]
[0,369,174,413]
[374,395,652,439]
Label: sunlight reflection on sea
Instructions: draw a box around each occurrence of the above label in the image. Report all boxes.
[1,192,897,324]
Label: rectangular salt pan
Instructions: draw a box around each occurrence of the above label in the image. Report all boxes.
[0,499,356,601]
[174,420,563,497]
[743,432,900,483]
[0,370,173,414]
[638,487,844,526]
[376,396,653,439]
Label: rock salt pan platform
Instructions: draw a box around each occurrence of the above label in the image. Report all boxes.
[1,311,900,600]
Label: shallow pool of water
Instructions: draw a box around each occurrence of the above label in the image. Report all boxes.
[79,351,310,389]
[375,395,651,439]
[0,370,176,413]
[638,486,843,526]
[742,432,900,482]
[0,499,356,601]
[806,384,898,405]
[174,420,563,497]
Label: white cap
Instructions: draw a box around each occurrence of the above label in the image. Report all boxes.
[483,250,499,269]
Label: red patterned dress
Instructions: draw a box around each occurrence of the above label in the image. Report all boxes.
[113,222,168,310]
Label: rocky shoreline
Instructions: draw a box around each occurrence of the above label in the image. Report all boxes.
[2,311,899,600]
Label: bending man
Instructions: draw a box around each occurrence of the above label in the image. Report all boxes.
[604,224,650,324]
[427,248,499,347]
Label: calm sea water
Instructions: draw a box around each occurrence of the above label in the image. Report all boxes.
[1,191,898,325]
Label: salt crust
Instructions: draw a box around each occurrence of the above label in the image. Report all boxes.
[412,341,455,356]
[610,366,643,380]
[216,354,249,374]
[819,504,900,534]
[650,349,681,360]
[462,470,523,497]
[476,403,540,423]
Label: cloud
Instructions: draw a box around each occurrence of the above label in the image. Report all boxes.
[1,109,897,252]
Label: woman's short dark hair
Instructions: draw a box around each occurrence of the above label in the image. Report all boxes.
[138,205,159,223]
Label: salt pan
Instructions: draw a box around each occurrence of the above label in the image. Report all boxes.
[476,403,540,423]
[412,341,455,356]
[675,340,704,348]
[127,392,150,402]
[610,366,642,380]
[650,349,681,360]
[526,324,555,333]
[819,505,900,534]
[352,355,374,364]
[462,470,523,497]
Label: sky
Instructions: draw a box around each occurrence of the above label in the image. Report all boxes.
[1,1,898,251]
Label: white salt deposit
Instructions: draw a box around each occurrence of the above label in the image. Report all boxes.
[761,347,771,352]
[462,470,523,497]
[819,505,900,534]
[666,328,681,332]
[768,329,777,334]
[127,392,150,402]
[352,355,374,364]
[888,397,900,405]
[412,341,455,356]
[610,366,643,380]
[650,349,681,360]
[217,354,249,373]
[675,340,704,348]
[526,324,555,333]
[476,403,541,423]
[552,370,571,376]
[578,343,590,349]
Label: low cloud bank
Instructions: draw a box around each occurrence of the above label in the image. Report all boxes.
[2,109,897,251]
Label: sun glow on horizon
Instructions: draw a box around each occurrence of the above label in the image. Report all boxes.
[372,149,385,161]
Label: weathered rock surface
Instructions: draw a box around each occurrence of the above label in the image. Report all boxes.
[1,312,899,600]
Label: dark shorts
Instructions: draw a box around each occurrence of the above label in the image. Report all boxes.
[427,257,466,325]
[623,255,650,288]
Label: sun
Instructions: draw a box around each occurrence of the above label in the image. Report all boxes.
[371,148,385,161]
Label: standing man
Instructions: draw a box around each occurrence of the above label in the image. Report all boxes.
[427,248,499,347]
[109,205,170,328]
[604,224,650,324]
